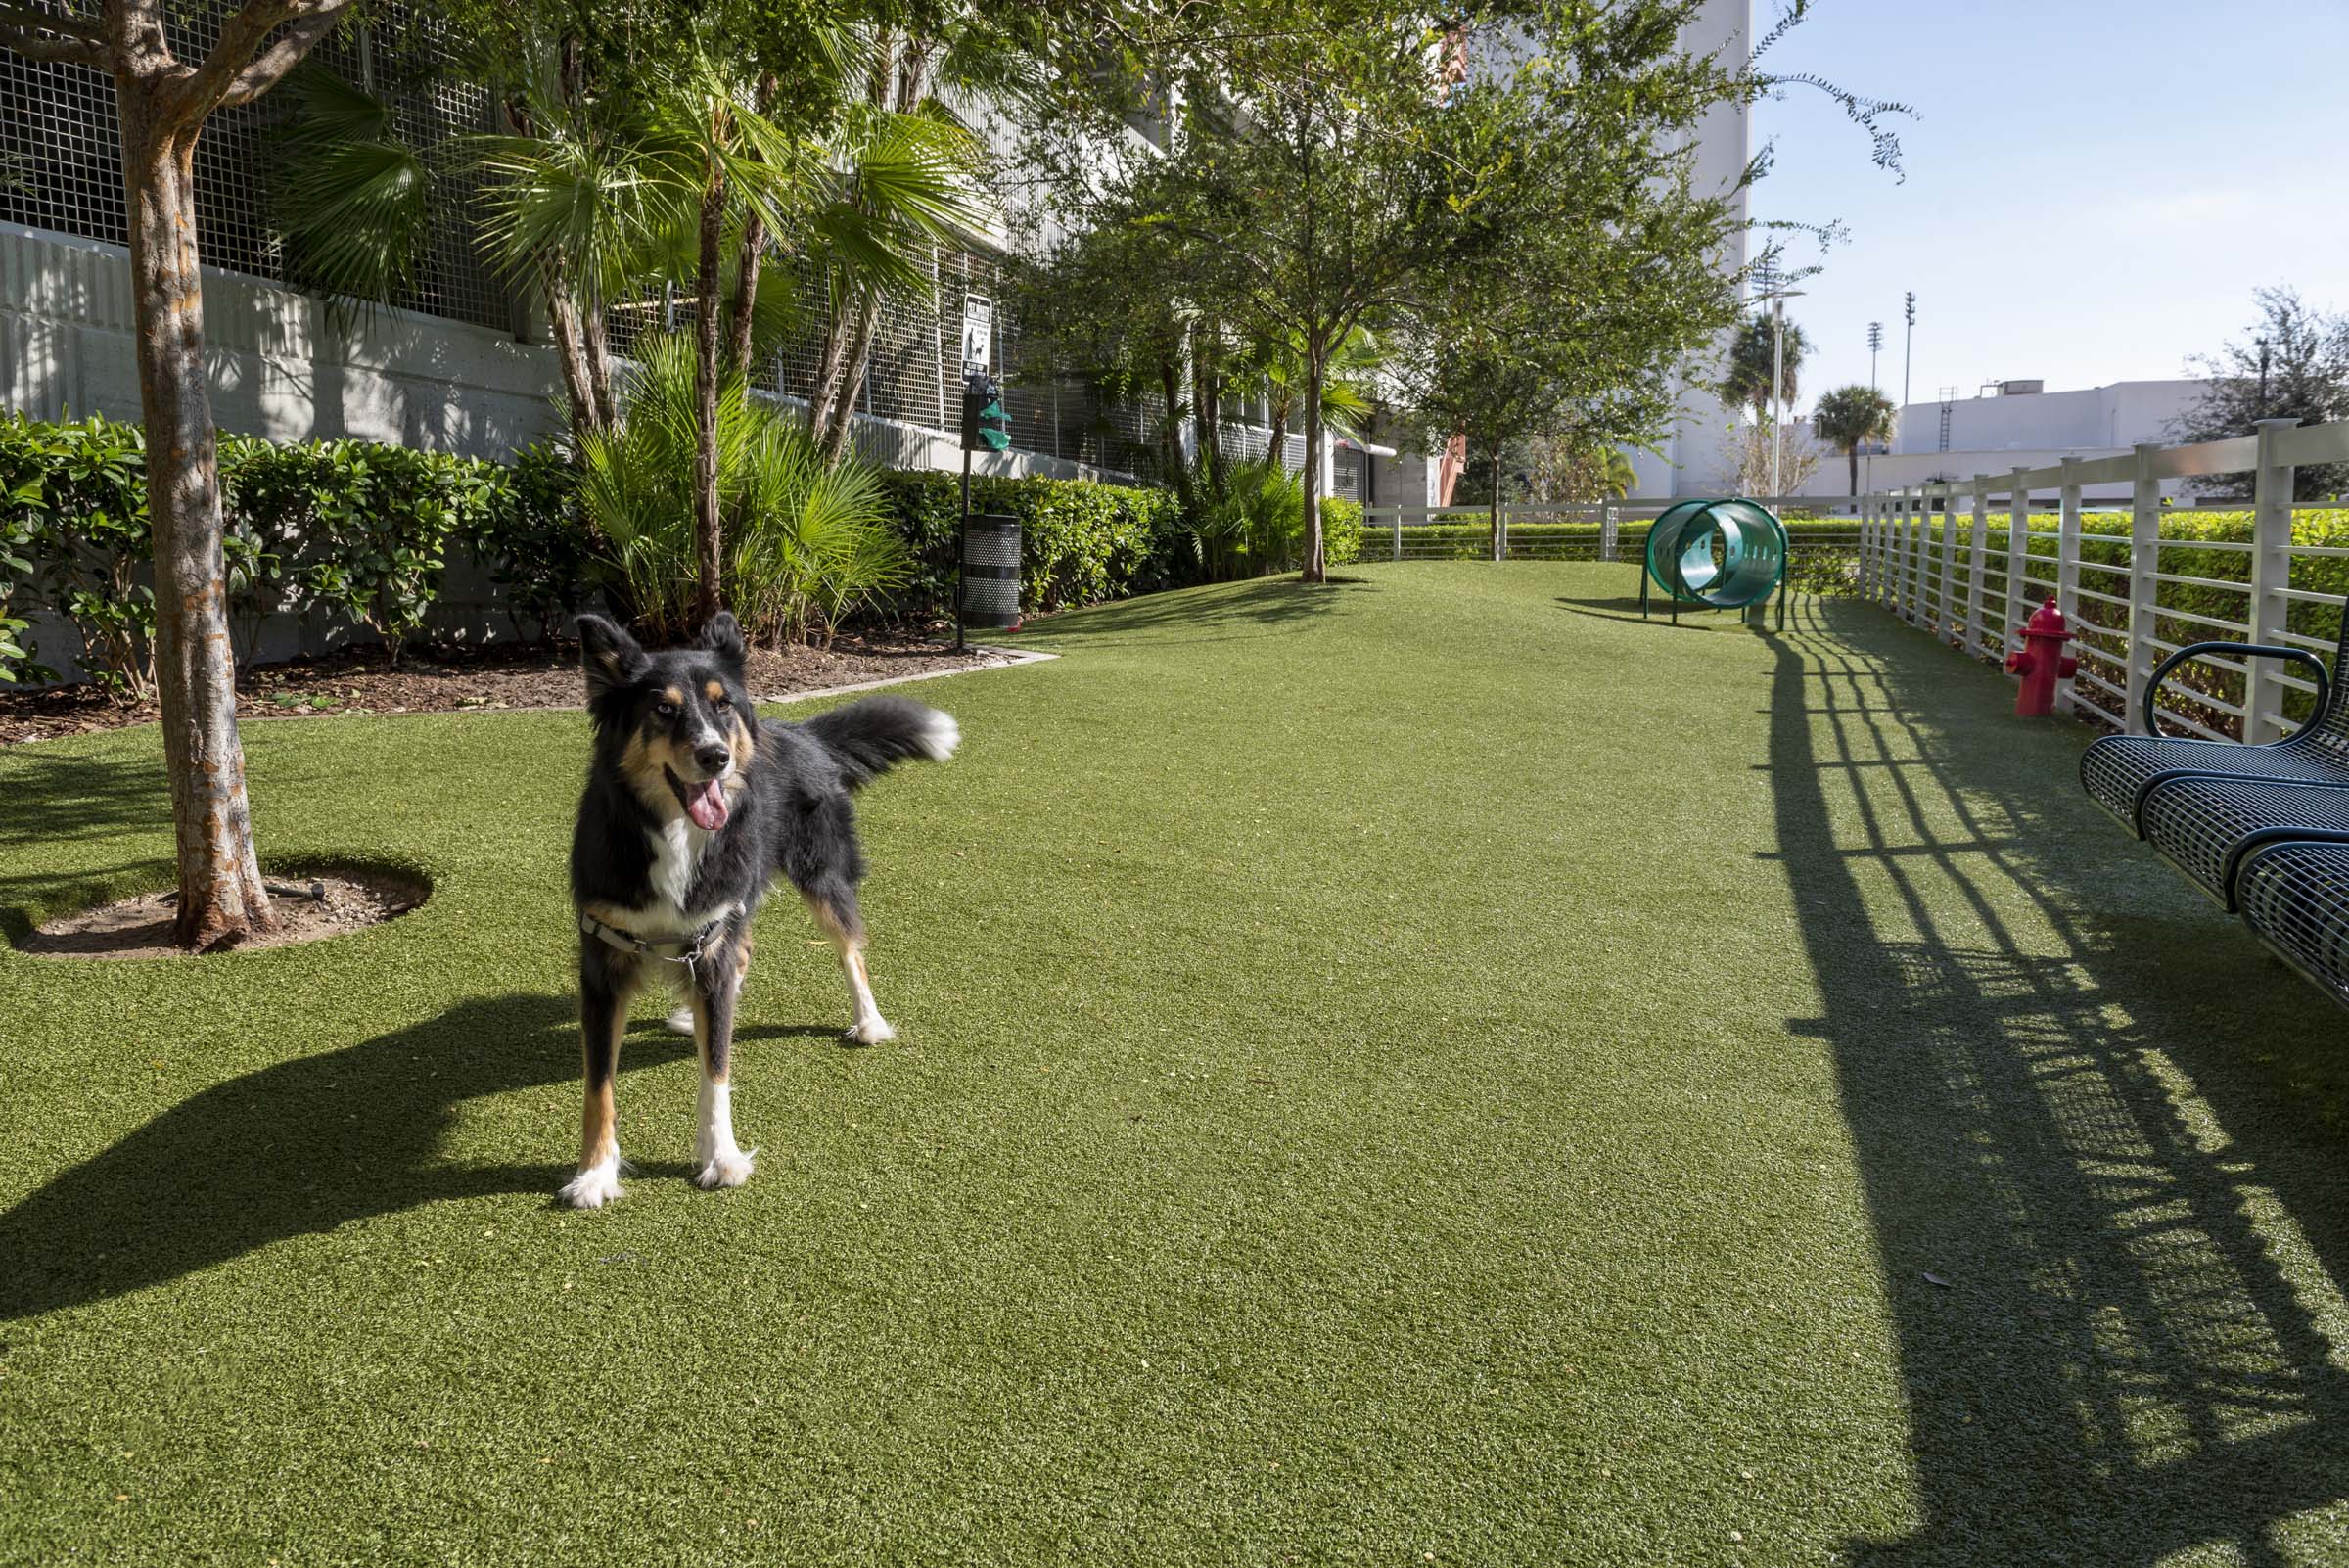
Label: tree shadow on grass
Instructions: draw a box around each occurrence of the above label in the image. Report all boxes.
[1769,596,2349,1566]
[1015,575,1375,647]
[0,748,169,852]
[0,992,699,1323]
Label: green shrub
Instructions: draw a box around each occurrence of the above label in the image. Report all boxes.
[473,442,591,643]
[578,335,908,646]
[0,412,154,694]
[1320,497,1363,568]
[4,413,576,683]
[877,469,1186,621]
[1872,508,2349,733]
[225,437,504,667]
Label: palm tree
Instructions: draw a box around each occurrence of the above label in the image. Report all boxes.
[1811,384,1899,495]
[1721,311,1810,423]
[279,35,974,615]
[805,23,1005,467]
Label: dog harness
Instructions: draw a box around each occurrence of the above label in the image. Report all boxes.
[578,911,727,977]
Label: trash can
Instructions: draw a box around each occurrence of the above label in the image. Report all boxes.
[961,513,1022,631]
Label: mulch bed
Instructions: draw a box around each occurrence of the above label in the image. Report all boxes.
[19,869,430,959]
[1,631,1003,746]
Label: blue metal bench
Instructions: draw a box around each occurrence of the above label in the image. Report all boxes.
[2080,623,2342,834]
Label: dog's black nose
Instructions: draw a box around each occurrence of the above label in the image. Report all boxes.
[694,742,731,774]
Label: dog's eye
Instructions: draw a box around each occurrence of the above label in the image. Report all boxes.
[712,694,731,711]
[654,701,678,718]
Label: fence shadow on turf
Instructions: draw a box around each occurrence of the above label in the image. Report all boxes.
[1013,574,1372,647]
[0,992,703,1323]
[1769,594,2349,1566]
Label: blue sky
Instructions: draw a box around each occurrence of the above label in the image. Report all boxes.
[1747,0,2349,416]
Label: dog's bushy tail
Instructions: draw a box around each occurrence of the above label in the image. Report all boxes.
[800,696,959,790]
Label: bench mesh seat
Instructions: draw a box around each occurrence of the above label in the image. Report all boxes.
[2236,842,2349,1009]
[2080,617,2349,834]
[2137,776,2349,908]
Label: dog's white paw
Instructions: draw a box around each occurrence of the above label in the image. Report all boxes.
[695,1148,757,1190]
[558,1158,625,1210]
[663,1005,695,1037]
[844,1017,897,1046]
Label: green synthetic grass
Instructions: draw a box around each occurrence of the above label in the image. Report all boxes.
[4,565,2349,1566]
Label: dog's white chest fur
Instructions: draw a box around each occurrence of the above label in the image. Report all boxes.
[648,816,707,911]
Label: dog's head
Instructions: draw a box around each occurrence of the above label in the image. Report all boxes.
[576,613,757,831]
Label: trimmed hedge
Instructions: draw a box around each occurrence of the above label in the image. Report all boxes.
[0,413,569,688]
[1880,508,2349,733]
[876,470,1190,621]
[4,410,1359,688]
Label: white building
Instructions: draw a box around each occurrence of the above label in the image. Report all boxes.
[1779,378,2209,501]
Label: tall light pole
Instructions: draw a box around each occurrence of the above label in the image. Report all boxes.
[1763,284,1803,501]
[1902,291,1916,417]
[1867,321,1883,390]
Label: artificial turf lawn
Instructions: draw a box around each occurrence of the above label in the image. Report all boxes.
[4,564,2349,1567]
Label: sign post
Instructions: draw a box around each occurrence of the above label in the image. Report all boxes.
[954,297,1009,652]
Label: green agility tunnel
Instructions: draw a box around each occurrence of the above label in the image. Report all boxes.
[1640,498,1789,625]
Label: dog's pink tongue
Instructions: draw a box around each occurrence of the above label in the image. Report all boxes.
[686,779,728,831]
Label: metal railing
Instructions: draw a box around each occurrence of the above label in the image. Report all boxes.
[1857,419,2349,741]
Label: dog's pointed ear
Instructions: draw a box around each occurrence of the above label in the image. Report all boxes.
[577,615,648,698]
[697,611,746,670]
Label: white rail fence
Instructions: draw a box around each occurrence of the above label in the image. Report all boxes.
[1361,497,1862,562]
[1857,417,2349,741]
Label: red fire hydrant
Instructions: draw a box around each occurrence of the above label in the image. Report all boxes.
[2004,597,2077,717]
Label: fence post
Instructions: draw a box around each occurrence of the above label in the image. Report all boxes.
[2006,467,2031,664]
[1392,506,1403,564]
[1966,477,1990,657]
[1938,484,1960,642]
[2055,458,2084,715]
[1858,493,1873,601]
[1888,492,1906,620]
[2247,417,2301,743]
[1904,490,1923,624]
[1599,502,1616,563]
[2125,443,2161,735]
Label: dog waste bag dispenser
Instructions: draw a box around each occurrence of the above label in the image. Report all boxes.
[962,514,1021,630]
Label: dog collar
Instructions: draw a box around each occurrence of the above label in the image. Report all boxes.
[578,911,726,973]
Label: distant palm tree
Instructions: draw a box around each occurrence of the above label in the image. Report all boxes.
[1811,384,1899,495]
[1720,311,1809,422]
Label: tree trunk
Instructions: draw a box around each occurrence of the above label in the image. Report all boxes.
[1847,445,1859,497]
[1300,352,1326,581]
[691,174,727,625]
[1489,440,1502,563]
[120,95,273,948]
[724,216,764,390]
[817,296,880,468]
[1159,352,1196,517]
[724,74,777,389]
[541,271,604,452]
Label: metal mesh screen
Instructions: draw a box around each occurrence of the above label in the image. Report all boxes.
[1,23,1165,471]
[0,11,510,331]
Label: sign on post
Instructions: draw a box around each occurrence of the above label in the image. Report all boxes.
[960,296,992,375]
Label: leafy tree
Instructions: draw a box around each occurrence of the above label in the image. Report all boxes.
[0,0,365,947]
[2170,286,2349,500]
[1810,383,1897,495]
[1389,29,1748,559]
[1720,310,1809,422]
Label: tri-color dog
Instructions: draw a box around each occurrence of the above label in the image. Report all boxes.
[560,611,957,1209]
